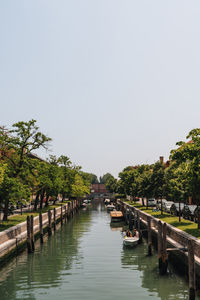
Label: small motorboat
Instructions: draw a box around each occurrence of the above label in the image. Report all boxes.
[104,198,111,205]
[110,211,124,222]
[123,233,139,247]
[106,204,115,212]
[83,199,91,205]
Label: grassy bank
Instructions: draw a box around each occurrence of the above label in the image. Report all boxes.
[0,201,69,232]
[125,200,200,239]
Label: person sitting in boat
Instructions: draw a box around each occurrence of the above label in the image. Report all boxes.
[133,229,137,237]
[126,230,132,237]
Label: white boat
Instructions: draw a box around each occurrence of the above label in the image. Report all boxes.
[106,204,115,211]
[123,234,139,247]
[104,198,111,205]
[83,199,91,204]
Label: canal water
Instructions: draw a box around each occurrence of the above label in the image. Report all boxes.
[0,202,199,300]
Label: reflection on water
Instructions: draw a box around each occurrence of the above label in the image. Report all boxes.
[0,201,198,300]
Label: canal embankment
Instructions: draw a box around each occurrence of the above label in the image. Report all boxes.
[0,199,81,266]
[118,199,200,298]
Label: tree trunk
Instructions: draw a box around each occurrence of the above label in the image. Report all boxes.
[40,191,44,210]
[45,194,50,207]
[179,201,181,222]
[161,198,163,215]
[53,195,58,205]
[142,197,144,206]
[3,199,9,221]
[198,205,200,229]
[34,192,40,211]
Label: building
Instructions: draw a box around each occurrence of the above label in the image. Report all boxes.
[90,184,110,198]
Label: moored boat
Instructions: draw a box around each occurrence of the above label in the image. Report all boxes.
[123,233,139,247]
[104,198,111,205]
[106,204,115,211]
[110,211,124,222]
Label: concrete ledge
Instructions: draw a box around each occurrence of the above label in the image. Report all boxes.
[0,201,77,262]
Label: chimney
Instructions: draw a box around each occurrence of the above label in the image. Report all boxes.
[159,156,164,164]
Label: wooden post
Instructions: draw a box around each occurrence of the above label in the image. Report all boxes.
[160,222,168,275]
[134,208,137,229]
[188,240,195,300]
[30,215,35,251]
[137,212,140,231]
[48,210,52,236]
[67,202,70,218]
[71,201,73,217]
[64,205,67,223]
[39,212,43,243]
[129,209,133,231]
[26,216,32,253]
[158,220,162,270]
[16,238,19,255]
[125,206,128,224]
[75,200,77,211]
[147,216,152,256]
[61,205,63,226]
[53,208,56,230]
[137,211,142,243]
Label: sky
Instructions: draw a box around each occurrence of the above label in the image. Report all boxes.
[1,1,200,178]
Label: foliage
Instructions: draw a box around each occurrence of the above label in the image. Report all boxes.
[105,176,117,193]
[0,119,97,220]
[170,129,200,203]
[99,173,114,184]
[71,174,90,198]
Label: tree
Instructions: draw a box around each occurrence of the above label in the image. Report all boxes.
[0,164,5,186]
[105,176,117,193]
[58,155,72,202]
[71,174,90,198]
[118,168,136,196]
[99,173,114,184]
[0,120,51,220]
[170,129,200,226]
[165,161,189,221]
[137,165,152,206]
[0,166,30,218]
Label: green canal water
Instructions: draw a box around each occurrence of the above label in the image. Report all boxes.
[0,202,199,300]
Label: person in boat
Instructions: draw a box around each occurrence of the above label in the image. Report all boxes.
[133,229,137,237]
[126,230,132,237]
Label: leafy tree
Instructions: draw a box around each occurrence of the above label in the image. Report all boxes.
[58,155,72,202]
[0,120,51,219]
[99,173,114,184]
[170,129,200,203]
[71,174,90,198]
[170,129,200,226]
[118,168,136,196]
[164,161,189,221]
[148,161,166,213]
[0,166,30,219]
[0,164,5,186]
[137,165,152,206]
[105,176,117,193]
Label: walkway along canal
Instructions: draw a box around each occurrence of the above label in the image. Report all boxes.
[0,200,198,300]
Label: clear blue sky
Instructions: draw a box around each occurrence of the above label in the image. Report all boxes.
[1,1,200,178]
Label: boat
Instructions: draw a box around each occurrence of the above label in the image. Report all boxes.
[106,204,115,212]
[123,233,139,247]
[110,211,124,222]
[104,198,111,205]
[83,199,91,204]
